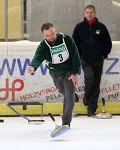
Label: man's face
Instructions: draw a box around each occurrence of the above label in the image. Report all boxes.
[85,8,96,21]
[43,27,57,42]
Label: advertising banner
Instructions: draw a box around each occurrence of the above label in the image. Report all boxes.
[0,41,120,103]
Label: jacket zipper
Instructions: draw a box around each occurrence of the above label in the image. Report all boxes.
[89,24,94,60]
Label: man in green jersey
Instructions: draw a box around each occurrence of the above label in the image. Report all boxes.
[27,23,80,127]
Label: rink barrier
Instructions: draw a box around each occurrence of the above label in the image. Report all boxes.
[0,102,120,116]
[0,41,120,115]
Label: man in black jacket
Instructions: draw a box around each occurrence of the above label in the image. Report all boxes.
[72,5,112,117]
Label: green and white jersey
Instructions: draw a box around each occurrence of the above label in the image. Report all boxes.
[30,33,80,74]
[45,33,69,64]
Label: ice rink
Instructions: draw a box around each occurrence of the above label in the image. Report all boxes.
[0,115,120,150]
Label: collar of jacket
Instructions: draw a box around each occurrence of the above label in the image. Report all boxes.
[84,17,98,25]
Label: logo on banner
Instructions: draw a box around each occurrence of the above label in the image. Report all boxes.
[0,78,24,101]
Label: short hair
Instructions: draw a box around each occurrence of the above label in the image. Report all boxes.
[41,23,53,32]
[85,5,96,12]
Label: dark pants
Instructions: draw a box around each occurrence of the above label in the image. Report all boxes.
[49,70,75,124]
[81,59,103,113]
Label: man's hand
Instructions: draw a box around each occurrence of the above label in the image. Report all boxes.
[68,74,78,87]
[27,66,35,73]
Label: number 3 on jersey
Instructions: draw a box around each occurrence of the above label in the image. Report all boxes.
[58,54,63,62]
[51,43,69,64]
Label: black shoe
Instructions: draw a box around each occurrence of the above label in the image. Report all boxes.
[87,111,96,117]
[62,122,70,127]
[87,106,96,117]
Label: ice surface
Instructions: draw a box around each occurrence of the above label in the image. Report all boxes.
[0,115,120,150]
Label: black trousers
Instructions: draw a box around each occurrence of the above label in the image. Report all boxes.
[49,70,75,124]
[81,59,104,113]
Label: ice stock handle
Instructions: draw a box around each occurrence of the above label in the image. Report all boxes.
[102,98,105,106]
[48,113,55,122]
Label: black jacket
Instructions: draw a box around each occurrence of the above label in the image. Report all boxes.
[72,18,112,61]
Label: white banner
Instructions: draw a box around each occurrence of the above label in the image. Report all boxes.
[0,41,120,103]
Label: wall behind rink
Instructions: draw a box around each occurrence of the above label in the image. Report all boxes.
[0,41,120,104]
[0,41,120,115]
